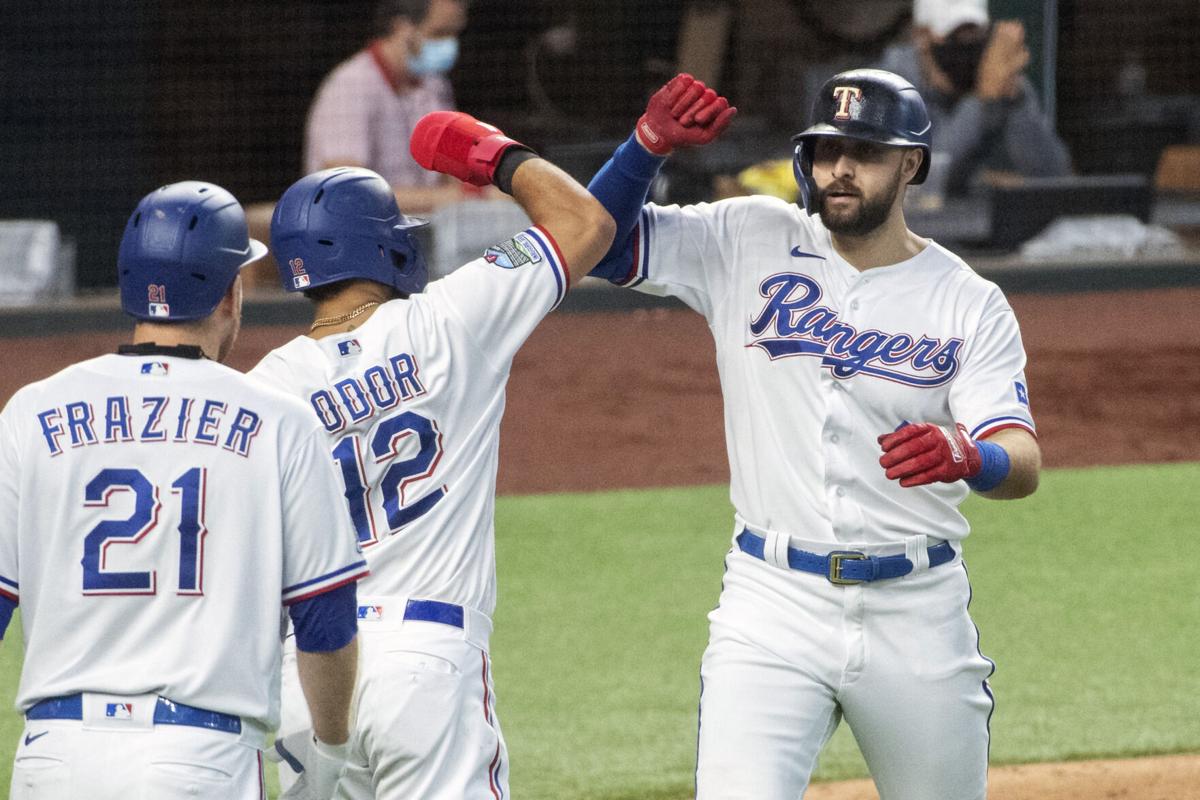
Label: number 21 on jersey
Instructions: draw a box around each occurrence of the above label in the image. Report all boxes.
[82,466,207,595]
[331,410,446,545]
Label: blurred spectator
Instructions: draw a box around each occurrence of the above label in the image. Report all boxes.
[877,0,1072,199]
[245,0,477,290]
[305,0,472,214]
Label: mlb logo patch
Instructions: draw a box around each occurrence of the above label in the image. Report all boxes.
[148,302,170,318]
[140,361,169,376]
[357,605,384,621]
[293,274,311,289]
[1015,381,1030,406]
[337,339,362,357]
[105,703,134,720]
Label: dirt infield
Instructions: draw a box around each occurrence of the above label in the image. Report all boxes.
[2,286,1197,798]
[805,754,1200,800]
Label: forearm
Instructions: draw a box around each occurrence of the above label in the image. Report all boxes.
[296,636,358,745]
[938,97,1004,194]
[508,156,616,287]
[587,133,665,275]
[976,427,1041,499]
[1001,88,1072,176]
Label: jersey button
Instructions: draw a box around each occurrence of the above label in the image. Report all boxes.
[850,300,860,311]
[830,434,840,443]
[835,486,846,497]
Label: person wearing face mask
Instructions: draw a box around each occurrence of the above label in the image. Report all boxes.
[877,0,1071,197]
[304,0,470,215]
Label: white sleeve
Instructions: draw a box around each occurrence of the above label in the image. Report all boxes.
[279,424,369,605]
[949,290,1037,441]
[615,197,758,320]
[0,404,19,604]
[428,225,569,371]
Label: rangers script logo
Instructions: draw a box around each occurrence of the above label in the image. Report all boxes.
[748,273,963,387]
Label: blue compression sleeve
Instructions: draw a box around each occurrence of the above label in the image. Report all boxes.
[0,595,15,640]
[289,581,358,652]
[965,439,1012,492]
[586,133,666,282]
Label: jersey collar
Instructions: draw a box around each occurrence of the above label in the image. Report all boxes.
[117,343,206,360]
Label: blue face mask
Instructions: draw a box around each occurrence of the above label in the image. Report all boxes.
[409,37,459,76]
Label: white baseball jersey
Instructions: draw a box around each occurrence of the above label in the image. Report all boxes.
[616,196,1035,544]
[0,350,367,743]
[250,226,569,616]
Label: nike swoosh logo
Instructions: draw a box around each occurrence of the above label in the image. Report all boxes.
[790,247,826,260]
[24,731,48,746]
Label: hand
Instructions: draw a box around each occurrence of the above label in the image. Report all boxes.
[267,730,350,800]
[975,21,1029,101]
[877,422,982,488]
[410,111,527,187]
[635,73,737,156]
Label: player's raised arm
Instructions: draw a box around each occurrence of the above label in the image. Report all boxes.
[586,73,737,283]
[410,111,615,286]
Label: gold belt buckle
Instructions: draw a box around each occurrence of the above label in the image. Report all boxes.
[828,551,868,585]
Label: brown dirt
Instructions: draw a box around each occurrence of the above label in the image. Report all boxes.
[3,286,1198,799]
[805,754,1200,800]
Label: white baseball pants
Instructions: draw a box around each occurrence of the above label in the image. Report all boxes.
[695,543,994,800]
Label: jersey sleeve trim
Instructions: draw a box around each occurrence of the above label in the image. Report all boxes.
[613,208,652,288]
[524,225,569,310]
[282,560,369,605]
[972,416,1037,441]
[0,574,17,603]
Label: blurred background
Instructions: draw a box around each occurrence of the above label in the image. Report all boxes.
[1,0,1198,300]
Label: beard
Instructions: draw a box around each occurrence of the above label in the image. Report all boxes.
[817,168,904,237]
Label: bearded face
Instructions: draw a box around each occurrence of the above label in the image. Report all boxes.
[810,138,916,237]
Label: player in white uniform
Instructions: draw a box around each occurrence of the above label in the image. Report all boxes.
[0,182,366,800]
[251,112,619,798]
[586,71,1041,798]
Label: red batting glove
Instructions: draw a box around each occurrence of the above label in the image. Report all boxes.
[410,111,526,187]
[877,422,983,488]
[635,73,738,156]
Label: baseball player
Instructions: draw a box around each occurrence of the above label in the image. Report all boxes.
[0,182,367,800]
[586,71,1041,798]
[250,112,628,798]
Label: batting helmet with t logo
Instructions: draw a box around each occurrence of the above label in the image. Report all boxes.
[792,69,933,215]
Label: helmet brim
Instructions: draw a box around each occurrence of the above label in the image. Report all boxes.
[791,124,930,150]
[240,238,269,269]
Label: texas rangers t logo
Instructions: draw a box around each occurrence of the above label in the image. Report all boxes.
[832,86,863,120]
[748,273,963,387]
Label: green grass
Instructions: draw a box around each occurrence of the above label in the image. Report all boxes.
[1,463,1197,798]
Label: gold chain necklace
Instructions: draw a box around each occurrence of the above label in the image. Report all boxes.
[309,302,381,333]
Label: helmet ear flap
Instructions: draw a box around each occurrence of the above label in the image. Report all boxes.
[793,141,819,217]
[910,146,931,185]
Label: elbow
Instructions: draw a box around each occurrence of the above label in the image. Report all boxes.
[585,201,618,255]
[1012,469,1039,499]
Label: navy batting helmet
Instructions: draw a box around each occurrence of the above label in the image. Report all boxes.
[792,69,932,215]
[270,167,429,295]
[118,181,267,320]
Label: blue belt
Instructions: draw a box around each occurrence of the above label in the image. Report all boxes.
[26,694,242,735]
[357,598,467,628]
[736,528,956,585]
[404,598,465,628]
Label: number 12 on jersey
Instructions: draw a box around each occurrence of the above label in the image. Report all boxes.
[331,410,446,545]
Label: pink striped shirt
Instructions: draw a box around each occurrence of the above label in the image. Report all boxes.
[304,47,454,187]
